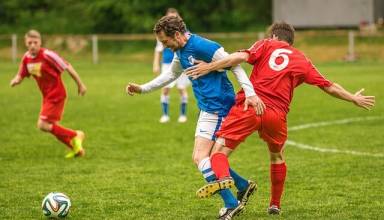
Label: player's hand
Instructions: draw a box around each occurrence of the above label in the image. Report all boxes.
[352,88,375,110]
[185,60,211,80]
[78,83,87,96]
[126,83,142,96]
[243,95,266,115]
[10,76,22,87]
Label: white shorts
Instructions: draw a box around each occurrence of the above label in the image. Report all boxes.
[195,111,224,141]
[161,63,190,89]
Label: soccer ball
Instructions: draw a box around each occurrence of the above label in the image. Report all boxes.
[41,192,71,218]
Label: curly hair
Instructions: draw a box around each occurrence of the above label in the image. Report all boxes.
[268,22,295,45]
[153,15,186,37]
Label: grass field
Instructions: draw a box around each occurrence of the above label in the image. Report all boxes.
[0,58,383,219]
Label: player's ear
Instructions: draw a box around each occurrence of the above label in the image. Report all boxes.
[174,31,181,40]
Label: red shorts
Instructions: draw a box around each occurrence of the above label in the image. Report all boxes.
[39,99,66,123]
[216,102,287,152]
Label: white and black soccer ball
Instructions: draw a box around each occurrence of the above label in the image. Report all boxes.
[41,192,71,218]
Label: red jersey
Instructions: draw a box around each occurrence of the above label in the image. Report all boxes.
[239,39,333,113]
[18,48,69,102]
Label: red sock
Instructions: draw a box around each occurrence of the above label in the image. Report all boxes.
[210,153,230,180]
[50,124,77,149]
[270,163,287,208]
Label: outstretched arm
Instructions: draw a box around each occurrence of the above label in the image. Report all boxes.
[66,64,87,96]
[185,51,249,79]
[321,83,375,110]
[126,56,183,96]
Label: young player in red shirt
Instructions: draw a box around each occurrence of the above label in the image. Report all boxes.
[10,30,87,159]
[186,22,375,216]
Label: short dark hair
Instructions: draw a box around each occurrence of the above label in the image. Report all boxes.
[153,15,187,37]
[268,22,295,45]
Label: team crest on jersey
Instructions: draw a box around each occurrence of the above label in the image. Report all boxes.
[188,55,195,65]
[27,62,42,77]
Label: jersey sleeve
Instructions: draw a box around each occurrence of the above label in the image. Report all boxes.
[43,50,69,73]
[140,55,183,93]
[241,40,266,65]
[305,62,333,87]
[195,38,221,62]
[17,55,29,78]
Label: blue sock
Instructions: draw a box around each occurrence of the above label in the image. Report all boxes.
[160,95,169,115]
[229,168,249,192]
[180,95,187,116]
[199,157,238,208]
[180,102,187,116]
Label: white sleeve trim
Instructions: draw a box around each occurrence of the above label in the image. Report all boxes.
[212,47,256,97]
[141,55,184,93]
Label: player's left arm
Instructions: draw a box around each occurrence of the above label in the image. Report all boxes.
[44,50,86,96]
[66,64,87,96]
[321,84,375,110]
[306,62,375,110]
[211,47,265,114]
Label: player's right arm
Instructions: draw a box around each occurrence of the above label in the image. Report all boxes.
[152,40,163,75]
[126,55,183,96]
[186,52,249,79]
[186,40,265,79]
[10,56,28,87]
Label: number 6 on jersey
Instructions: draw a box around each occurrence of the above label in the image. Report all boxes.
[268,49,293,71]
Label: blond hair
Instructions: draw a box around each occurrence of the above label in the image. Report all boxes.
[25,29,41,39]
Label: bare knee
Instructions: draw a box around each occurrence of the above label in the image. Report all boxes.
[162,88,170,96]
[211,141,232,157]
[37,120,52,132]
[179,88,188,97]
[269,151,284,164]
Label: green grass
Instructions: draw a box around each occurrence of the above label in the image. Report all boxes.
[0,59,383,219]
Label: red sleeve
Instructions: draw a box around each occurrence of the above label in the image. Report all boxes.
[305,62,333,88]
[240,40,266,65]
[43,50,69,73]
[18,56,29,78]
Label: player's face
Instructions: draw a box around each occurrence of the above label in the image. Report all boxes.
[157,31,181,51]
[25,37,41,55]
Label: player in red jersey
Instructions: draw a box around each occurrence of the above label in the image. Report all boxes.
[186,22,375,215]
[10,30,87,159]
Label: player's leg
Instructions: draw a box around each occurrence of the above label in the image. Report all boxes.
[193,111,239,210]
[40,99,85,158]
[177,88,188,123]
[159,87,171,123]
[176,73,190,123]
[159,63,173,123]
[259,107,287,214]
[197,104,260,205]
[267,144,286,215]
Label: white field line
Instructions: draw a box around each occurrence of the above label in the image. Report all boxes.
[286,116,384,157]
[289,116,384,131]
[285,140,384,158]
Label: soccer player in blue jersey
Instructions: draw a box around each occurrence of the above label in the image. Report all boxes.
[152,8,190,123]
[126,15,265,219]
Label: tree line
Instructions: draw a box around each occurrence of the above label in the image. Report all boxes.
[0,0,271,34]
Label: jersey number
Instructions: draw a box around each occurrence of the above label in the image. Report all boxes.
[268,49,293,71]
